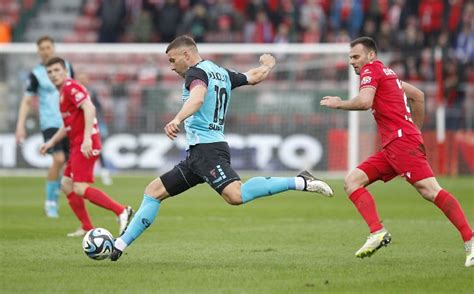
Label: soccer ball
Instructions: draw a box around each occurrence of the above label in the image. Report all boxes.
[82,228,115,260]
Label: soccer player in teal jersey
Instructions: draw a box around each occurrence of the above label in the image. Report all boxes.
[111,35,334,261]
[15,36,74,218]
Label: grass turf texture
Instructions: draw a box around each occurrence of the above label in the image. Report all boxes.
[1,176,472,293]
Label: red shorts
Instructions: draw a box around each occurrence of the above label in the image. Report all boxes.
[357,134,434,185]
[63,146,99,183]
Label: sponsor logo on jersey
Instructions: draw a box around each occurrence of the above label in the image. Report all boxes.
[361,76,372,85]
[75,92,85,102]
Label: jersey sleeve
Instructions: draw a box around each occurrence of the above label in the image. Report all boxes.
[359,63,380,91]
[185,67,208,90]
[226,69,248,89]
[66,83,90,108]
[25,72,39,96]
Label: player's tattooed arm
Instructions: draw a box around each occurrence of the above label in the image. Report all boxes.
[401,81,425,130]
[244,54,276,85]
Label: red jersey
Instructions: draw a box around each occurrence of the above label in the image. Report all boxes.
[59,79,101,148]
[359,60,421,147]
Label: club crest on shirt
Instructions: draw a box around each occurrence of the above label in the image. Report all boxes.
[361,76,372,85]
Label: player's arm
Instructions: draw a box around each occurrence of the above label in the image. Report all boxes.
[16,73,39,144]
[15,95,34,144]
[321,87,375,110]
[164,84,206,140]
[244,54,276,85]
[39,127,67,155]
[401,81,425,130]
[80,99,96,158]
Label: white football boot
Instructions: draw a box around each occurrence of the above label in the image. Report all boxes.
[67,228,87,237]
[465,236,474,267]
[355,228,392,258]
[297,170,334,197]
[118,206,134,236]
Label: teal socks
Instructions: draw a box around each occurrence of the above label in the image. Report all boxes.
[120,195,160,248]
[46,180,61,202]
[241,177,298,203]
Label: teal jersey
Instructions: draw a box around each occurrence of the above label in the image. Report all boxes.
[24,61,74,130]
[182,60,247,147]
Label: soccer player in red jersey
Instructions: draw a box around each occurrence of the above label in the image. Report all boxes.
[321,37,473,267]
[40,57,133,237]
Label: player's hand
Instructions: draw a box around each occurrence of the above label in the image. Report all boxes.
[39,141,53,155]
[164,118,181,140]
[81,138,93,159]
[15,127,26,145]
[320,96,342,109]
[259,54,276,69]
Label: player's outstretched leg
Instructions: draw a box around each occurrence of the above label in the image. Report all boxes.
[240,170,334,203]
[111,195,161,261]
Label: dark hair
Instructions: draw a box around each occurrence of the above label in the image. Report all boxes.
[350,37,378,54]
[36,35,55,46]
[45,56,66,68]
[166,35,197,53]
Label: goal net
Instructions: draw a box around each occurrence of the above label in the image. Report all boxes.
[0,43,368,174]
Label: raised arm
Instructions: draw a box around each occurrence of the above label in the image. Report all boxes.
[244,54,276,85]
[401,81,425,130]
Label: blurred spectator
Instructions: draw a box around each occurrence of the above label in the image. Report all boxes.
[302,22,322,43]
[300,0,326,41]
[455,1,474,64]
[418,0,444,46]
[205,15,242,43]
[128,10,154,42]
[252,10,274,43]
[444,59,466,130]
[97,0,127,42]
[154,0,182,42]
[178,3,209,42]
[330,0,363,39]
[274,23,290,44]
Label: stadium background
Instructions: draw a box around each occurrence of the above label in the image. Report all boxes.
[0,0,473,175]
[0,1,473,293]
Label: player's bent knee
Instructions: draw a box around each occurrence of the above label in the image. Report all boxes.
[144,178,168,200]
[221,182,243,205]
[73,183,89,196]
[52,152,66,165]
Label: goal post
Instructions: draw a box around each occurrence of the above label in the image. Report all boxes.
[0,43,361,174]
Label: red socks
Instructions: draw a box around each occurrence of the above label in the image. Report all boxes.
[434,190,473,242]
[349,187,383,233]
[67,192,93,231]
[83,187,125,216]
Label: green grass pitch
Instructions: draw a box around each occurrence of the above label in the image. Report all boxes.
[1,175,472,293]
